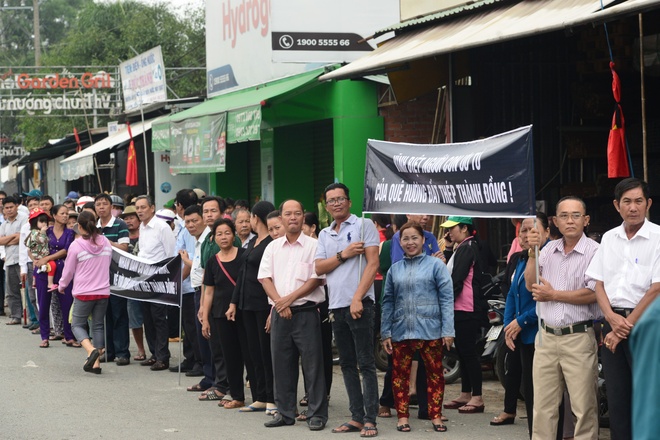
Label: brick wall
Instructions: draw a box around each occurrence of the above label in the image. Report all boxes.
[379,87,441,144]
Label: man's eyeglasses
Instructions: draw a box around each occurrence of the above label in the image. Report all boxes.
[556,213,584,221]
[326,197,348,206]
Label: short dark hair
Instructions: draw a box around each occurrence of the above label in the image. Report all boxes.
[535,211,549,230]
[556,196,587,214]
[176,189,198,210]
[183,204,202,218]
[212,218,236,237]
[399,221,424,238]
[614,177,649,202]
[26,196,40,205]
[224,197,235,207]
[304,211,320,232]
[0,191,6,197]
[83,201,96,210]
[94,193,112,204]
[135,195,154,207]
[201,196,227,213]
[252,201,275,226]
[40,195,54,206]
[278,199,304,213]
[234,199,250,210]
[323,182,350,202]
[3,196,18,206]
[393,214,408,230]
[266,210,280,220]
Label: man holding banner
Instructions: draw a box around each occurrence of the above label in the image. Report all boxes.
[135,195,177,371]
[524,196,601,440]
[315,183,380,437]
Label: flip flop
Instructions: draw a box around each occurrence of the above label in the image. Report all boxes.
[239,404,267,412]
[332,423,362,433]
[265,407,278,416]
[443,400,469,410]
[360,426,378,437]
[397,424,411,432]
[458,404,485,414]
[133,353,147,361]
[199,390,225,401]
[432,423,448,432]
[84,349,100,372]
[187,383,208,392]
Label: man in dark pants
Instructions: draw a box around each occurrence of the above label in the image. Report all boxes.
[135,195,176,371]
[95,193,130,364]
[258,200,328,431]
[586,178,660,440]
[315,183,380,438]
[170,189,203,375]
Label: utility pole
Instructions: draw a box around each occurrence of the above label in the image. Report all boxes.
[33,0,39,66]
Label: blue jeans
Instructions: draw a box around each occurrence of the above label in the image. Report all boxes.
[331,300,379,425]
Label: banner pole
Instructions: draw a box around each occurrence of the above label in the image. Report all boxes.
[178,270,183,386]
[534,218,542,346]
[358,213,365,281]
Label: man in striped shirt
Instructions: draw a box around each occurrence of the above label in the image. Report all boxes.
[586,178,660,440]
[524,196,600,440]
[95,194,130,365]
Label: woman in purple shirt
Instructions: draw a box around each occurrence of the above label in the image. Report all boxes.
[35,205,75,348]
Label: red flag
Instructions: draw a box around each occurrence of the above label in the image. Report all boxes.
[126,122,138,186]
[73,128,82,153]
[607,61,630,178]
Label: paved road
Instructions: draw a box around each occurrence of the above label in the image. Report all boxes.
[0,314,607,439]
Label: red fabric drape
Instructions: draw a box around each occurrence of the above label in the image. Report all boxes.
[607,61,630,178]
[126,123,138,186]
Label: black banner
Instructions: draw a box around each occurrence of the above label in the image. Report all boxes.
[110,248,182,307]
[363,126,535,218]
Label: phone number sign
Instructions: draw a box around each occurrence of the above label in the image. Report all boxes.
[272,32,372,52]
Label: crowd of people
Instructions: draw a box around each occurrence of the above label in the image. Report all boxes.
[0,177,658,438]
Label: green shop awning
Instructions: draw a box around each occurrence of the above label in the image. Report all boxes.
[152,68,326,174]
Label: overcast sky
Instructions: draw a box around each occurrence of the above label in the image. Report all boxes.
[134,0,204,14]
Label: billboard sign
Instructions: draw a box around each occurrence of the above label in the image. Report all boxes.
[119,46,167,111]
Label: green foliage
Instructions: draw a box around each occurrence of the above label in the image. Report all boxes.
[10,0,206,150]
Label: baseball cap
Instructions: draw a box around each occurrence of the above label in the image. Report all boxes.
[440,216,473,228]
[110,194,124,208]
[28,208,52,221]
[22,189,43,198]
[163,199,175,210]
[66,191,79,199]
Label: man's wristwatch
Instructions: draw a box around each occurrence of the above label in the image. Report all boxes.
[336,251,346,264]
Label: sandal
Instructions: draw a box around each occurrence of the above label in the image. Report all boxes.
[31,328,41,335]
[296,409,308,421]
[198,390,225,401]
[265,407,278,416]
[133,353,147,361]
[187,383,208,392]
[65,340,82,348]
[223,400,245,409]
[432,423,447,432]
[378,405,392,418]
[396,424,411,432]
[39,340,49,348]
[361,425,378,437]
[299,394,309,407]
[443,400,469,410]
[49,334,64,341]
[458,404,485,414]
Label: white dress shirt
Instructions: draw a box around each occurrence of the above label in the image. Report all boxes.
[191,227,211,288]
[138,216,176,262]
[586,219,660,309]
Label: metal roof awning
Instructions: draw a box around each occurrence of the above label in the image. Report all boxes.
[18,128,108,165]
[321,0,660,82]
[60,119,155,181]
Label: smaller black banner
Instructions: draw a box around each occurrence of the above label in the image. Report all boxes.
[272,32,372,52]
[110,248,182,307]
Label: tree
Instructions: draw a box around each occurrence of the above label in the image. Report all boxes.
[15,0,206,150]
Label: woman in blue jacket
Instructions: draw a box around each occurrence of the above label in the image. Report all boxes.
[381,222,454,433]
[491,213,550,436]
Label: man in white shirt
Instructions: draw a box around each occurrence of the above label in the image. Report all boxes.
[0,197,28,324]
[259,200,328,431]
[586,178,660,440]
[135,195,176,371]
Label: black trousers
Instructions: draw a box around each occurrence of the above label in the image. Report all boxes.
[454,316,482,396]
[271,308,328,424]
[301,299,334,396]
[503,340,535,437]
[242,308,274,403]
[215,313,257,402]
[141,302,171,362]
[181,293,201,369]
[602,321,633,440]
[208,316,229,393]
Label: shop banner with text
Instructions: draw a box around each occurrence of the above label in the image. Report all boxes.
[109,248,181,306]
[169,114,227,174]
[363,126,535,218]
